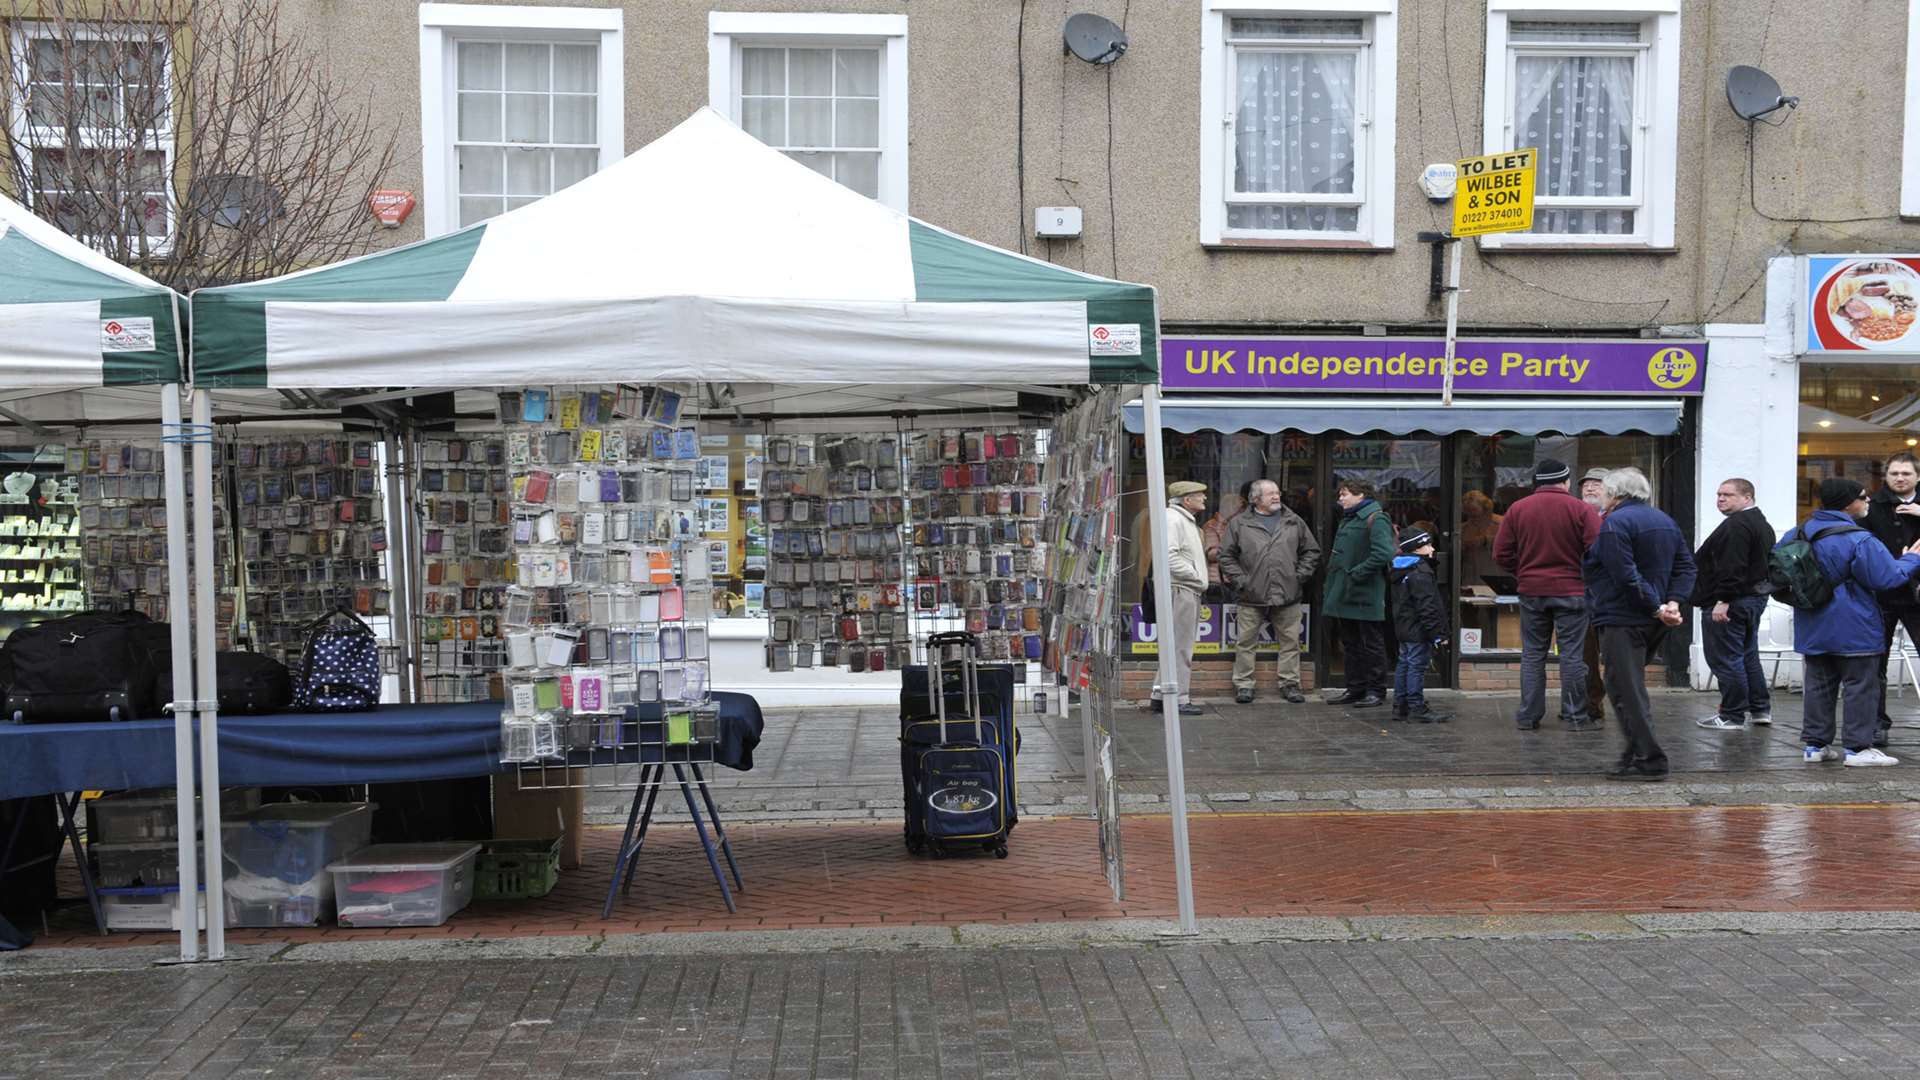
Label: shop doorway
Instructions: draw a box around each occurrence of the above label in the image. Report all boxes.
[1318,436,1452,688]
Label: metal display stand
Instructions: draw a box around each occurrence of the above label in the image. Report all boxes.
[602,761,743,918]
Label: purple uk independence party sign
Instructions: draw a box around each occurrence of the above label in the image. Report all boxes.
[1162,338,1705,395]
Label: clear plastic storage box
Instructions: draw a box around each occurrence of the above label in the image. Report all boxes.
[221,803,373,927]
[88,787,261,845]
[326,843,481,928]
[101,888,208,931]
[92,841,202,888]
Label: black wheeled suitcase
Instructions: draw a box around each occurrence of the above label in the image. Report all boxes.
[1,611,167,723]
[899,631,1016,858]
[153,651,295,716]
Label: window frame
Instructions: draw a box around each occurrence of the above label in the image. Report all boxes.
[418,3,624,239]
[1904,0,1920,218]
[1479,0,1680,251]
[707,12,908,211]
[1198,0,1398,250]
[6,20,176,254]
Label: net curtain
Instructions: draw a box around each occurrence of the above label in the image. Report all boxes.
[1231,48,1356,232]
[1512,32,1635,236]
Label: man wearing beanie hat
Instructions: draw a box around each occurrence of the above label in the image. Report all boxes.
[1149,480,1209,716]
[1493,457,1603,731]
[1389,529,1451,723]
[1778,477,1920,768]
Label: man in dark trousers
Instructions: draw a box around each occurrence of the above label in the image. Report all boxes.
[1692,478,1776,731]
[1584,468,1695,781]
[1580,467,1611,720]
[1494,458,1603,731]
[1865,451,1920,749]
[1324,478,1396,708]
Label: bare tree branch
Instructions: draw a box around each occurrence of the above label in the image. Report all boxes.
[0,0,398,290]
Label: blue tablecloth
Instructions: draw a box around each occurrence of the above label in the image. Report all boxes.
[0,693,764,801]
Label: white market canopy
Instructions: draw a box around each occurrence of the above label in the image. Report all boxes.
[0,192,183,388]
[191,108,1158,390]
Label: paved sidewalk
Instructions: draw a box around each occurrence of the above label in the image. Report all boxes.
[31,803,1920,947]
[8,932,1920,1079]
[610,690,1920,824]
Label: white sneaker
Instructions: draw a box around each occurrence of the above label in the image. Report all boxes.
[1845,747,1900,767]
[1749,713,1772,726]
[1804,745,1843,763]
[1696,715,1746,731]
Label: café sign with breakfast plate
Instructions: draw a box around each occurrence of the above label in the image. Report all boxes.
[1805,255,1920,355]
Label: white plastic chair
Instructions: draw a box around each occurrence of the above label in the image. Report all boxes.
[1756,601,1801,692]
[1888,625,1920,699]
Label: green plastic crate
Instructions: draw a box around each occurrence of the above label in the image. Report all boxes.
[475,837,560,900]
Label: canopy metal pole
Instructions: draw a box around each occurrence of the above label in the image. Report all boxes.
[1140,384,1198,934]
[382,433,414,705]
[1440,238,1463,406]
[191,389,227,959]
[161,384,199,961]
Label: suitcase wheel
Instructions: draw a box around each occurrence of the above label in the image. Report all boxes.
[9,710,19,724]
[108,705,122,722]
[904,834,924,855]
[991,843,1009,859]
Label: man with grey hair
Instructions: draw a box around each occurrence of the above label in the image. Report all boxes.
[1584,467,1695,781]
[1220,478,1321,704]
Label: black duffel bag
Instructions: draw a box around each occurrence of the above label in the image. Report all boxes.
[154,650,294,716]
[2,611,166,724]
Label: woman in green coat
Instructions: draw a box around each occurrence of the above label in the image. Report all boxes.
[1325,478,1397,707]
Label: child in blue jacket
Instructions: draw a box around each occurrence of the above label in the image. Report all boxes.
[1390,530,1451,723]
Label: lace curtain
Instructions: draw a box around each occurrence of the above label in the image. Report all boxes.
[1230,50,1358,232]
[1514,51,1635,235]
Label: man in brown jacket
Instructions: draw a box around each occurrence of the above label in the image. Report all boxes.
[1220,479,1321,704]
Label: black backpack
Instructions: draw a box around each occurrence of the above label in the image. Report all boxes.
[2,611,167,723]
[1767,523,1864,610]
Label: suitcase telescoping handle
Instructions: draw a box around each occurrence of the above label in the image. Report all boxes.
[925,631,983,743]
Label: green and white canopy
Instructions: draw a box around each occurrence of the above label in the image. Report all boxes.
[0,193,183,386]
[191,108,1157,389]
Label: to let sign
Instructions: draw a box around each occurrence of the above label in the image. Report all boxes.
[1452,149,1536,237]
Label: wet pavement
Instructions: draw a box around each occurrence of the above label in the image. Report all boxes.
[10,932,1920,1079]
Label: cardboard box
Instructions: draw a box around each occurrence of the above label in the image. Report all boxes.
[492,770,585,870]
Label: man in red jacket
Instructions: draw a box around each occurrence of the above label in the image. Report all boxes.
[1494,458,1604,731]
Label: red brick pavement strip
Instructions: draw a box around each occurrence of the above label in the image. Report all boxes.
[38,804,1920,948]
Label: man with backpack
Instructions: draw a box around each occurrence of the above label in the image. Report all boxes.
[1863,452,1920,748]
[1776,477,1920,767]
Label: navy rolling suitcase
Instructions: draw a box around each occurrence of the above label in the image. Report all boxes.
[899,632,1016,858]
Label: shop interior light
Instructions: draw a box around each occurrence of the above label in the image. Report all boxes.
[1818,419,1833,428]
[1908,438,1917,447]
[1873,395,1883,402]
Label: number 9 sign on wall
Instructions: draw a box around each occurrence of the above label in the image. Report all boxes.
[1806,255,1920,353]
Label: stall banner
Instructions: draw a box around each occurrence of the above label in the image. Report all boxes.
[1804,256,1920,354]
[1128,604,1308,655]
[1162,337,1705,395]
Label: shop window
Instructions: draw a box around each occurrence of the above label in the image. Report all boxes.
[419,4,624,237]
[1799,364,1920,521]
[6,24,173,251]
[1198,2,1398,248]
[1454,434,1657,656]
[1479,1,1680,249]
[708,13,908,210]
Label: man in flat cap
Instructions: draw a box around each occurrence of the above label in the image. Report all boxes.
[1494,457,1603,731]
[1149,480,1209,716]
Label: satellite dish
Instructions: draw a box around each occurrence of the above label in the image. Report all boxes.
[1726,65,1798,121]
[187,174,285,229]
[1064,13,1128,65]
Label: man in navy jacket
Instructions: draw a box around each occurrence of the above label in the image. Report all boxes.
[1782,477,1920,767]
[1583,468,1695,781]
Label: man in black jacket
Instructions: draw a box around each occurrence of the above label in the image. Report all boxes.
[1691,478,1775,731]
[1866,452,1920,748]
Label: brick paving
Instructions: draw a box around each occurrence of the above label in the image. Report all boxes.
[33,803,1920,948]
[9,933,1920,1078]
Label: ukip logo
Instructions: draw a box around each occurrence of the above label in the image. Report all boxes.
[1646,347,1698,390]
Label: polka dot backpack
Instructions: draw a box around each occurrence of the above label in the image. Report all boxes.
[293,609,381,712]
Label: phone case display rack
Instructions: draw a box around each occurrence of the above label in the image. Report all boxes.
[411,434,512,704]
[904,428,1050,667]
[758,433,909,673]
[1036,388,1125,691]
[0,451,83,622]
[81,439,234,641]
[490,385,725,784]
[232,437,391,669]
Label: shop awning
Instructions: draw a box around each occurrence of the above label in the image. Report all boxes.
[1122,397,1684,436]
